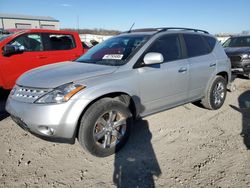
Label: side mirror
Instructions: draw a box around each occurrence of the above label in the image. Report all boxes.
[2,44,24,56]
[143,52,164,65]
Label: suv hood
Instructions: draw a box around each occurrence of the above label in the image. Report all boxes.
[224,47,250,56]
[17,61,119,88]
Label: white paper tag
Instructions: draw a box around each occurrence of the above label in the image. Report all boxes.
[102,54,123,60]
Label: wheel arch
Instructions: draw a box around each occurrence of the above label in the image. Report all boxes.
[203,70,229,100]
[216,71,229,83]
[74,92,139,140]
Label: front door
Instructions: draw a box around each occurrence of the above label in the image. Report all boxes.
[137,34,189,116]
[1,33,45,88]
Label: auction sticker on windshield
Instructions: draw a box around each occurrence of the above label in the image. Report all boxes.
[102,54,123,60]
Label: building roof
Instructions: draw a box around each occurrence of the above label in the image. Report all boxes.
[0,13,59,22]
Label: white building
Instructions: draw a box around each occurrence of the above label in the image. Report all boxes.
[0,13,60,30]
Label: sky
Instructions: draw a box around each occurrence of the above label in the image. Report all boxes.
[0,0,250,34]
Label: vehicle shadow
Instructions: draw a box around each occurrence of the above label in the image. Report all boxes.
[236,74,250,80]
[113,119,161,188]
[0,89,10,121]
[230,90,250,149]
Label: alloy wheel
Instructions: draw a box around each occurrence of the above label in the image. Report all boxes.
[93,110,127,149]
[213,82,225,106]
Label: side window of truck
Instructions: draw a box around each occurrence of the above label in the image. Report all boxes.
[45,34,76,51]
[9,34,43,51]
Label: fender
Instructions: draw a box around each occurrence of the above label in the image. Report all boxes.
[79,86,141,117]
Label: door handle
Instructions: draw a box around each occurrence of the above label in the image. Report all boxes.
[209,63,216,67]
[178,67,187,73]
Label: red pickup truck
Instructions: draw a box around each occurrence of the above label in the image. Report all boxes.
[0,29,86,89]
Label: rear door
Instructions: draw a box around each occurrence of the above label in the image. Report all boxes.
[182,34,216,100]
[137,34,189,115]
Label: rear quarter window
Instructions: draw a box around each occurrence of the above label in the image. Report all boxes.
[203,36,216,52]
[183,34,210,58]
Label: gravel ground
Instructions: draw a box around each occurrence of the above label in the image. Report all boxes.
[0,78,250,188]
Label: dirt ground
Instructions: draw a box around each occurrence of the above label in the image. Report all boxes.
[0,78,250,188]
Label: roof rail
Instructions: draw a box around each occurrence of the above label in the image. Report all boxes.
[123,27,209,34]
[157,27,209,34]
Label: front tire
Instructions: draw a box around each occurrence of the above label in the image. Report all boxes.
[202,76,227,110]
[78,98,132,157]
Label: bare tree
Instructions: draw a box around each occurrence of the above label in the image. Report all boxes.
[241,30,250,35]
[61,28,120,35]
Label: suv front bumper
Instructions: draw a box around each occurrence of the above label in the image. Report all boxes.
[5,96,91,143]
[231,59,250,75]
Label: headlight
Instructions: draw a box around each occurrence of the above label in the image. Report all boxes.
[35,83,85,104]
[242,54,250,59]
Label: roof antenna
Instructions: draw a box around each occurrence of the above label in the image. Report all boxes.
[128,22,135,33]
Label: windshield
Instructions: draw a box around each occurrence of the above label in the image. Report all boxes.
[223,36,250,47]
[76,34,150,66]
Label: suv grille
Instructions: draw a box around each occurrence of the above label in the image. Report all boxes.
[11,86,50,103]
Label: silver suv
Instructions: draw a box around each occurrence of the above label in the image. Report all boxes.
[6,28,231,157]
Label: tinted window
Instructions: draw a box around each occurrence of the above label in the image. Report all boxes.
[9,34,43,51]
[183,34,209,57]
[147,34,182,62]
[203,36,216,51]
[47,34,75,50]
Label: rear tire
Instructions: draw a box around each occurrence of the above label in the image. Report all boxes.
[78,98,132,157]
[202,76,227,110]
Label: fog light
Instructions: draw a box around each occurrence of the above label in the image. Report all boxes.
[38,126,55,136]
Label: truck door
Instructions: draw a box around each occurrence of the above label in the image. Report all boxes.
[1,33,45,88]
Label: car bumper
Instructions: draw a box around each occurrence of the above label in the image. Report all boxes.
[5,96,91,143]
[231,59,250,75]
